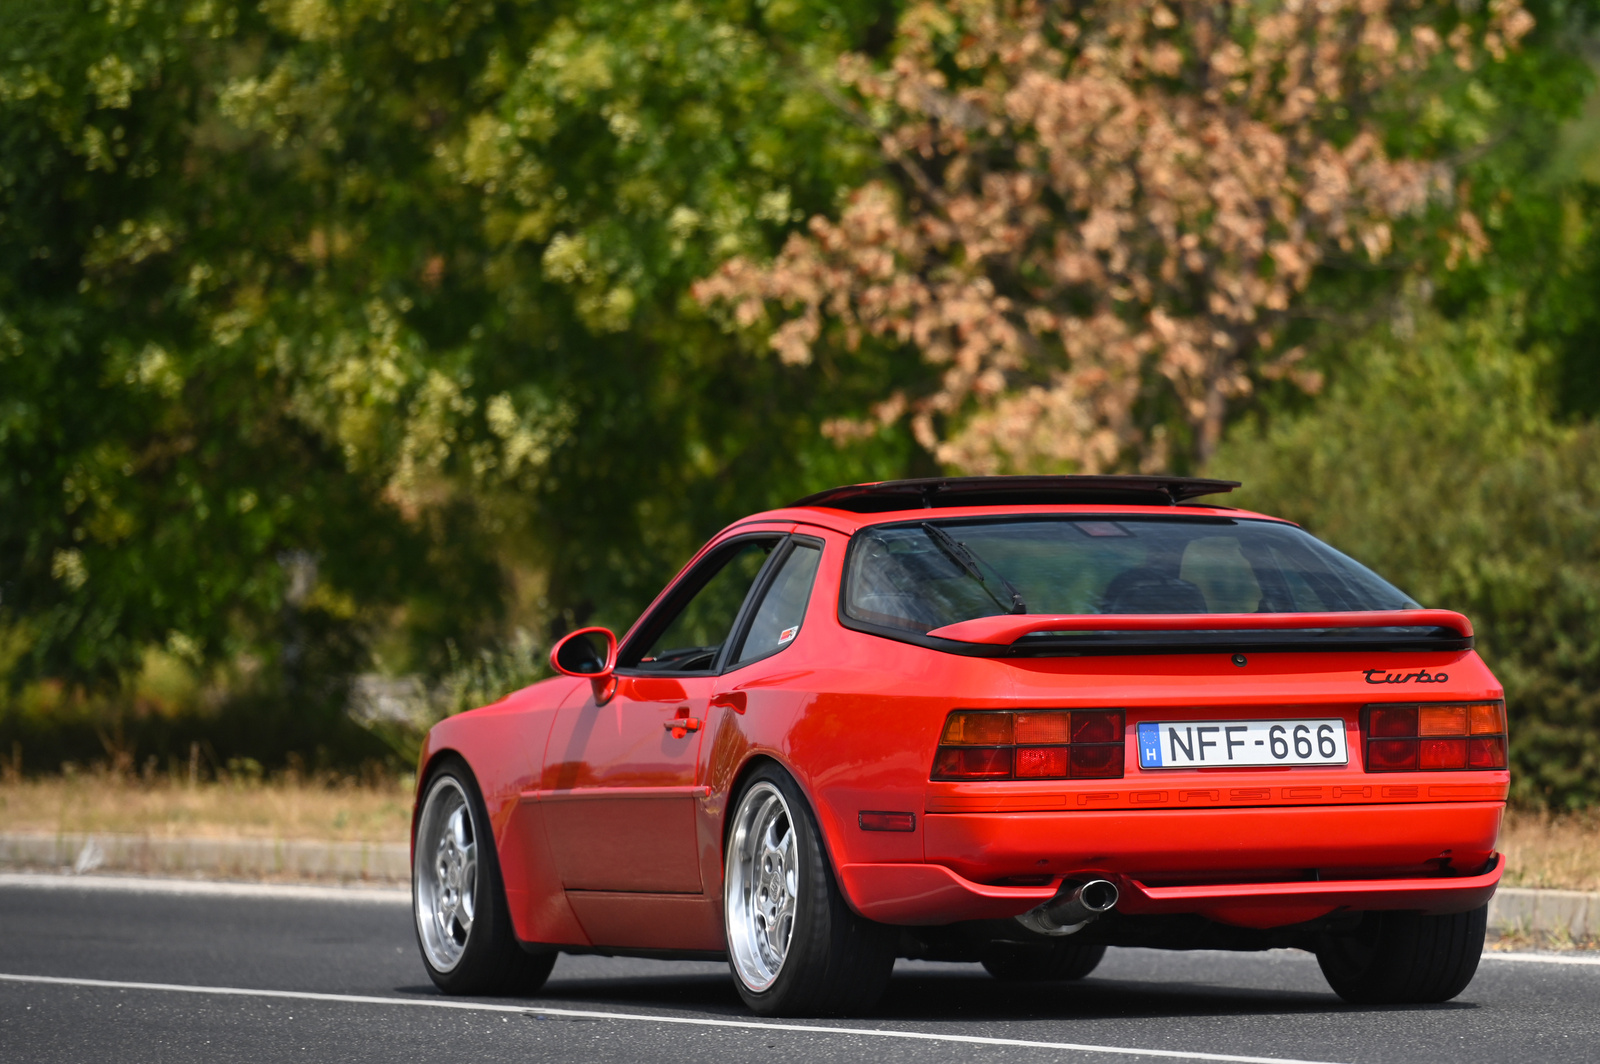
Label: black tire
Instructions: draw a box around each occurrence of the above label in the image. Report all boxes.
[413,756,557,996]
[981,940,1106,982]
[723,765,897,1017]
[1315,904,1487,1005]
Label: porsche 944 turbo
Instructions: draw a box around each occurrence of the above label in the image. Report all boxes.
[411,475,1506,1015]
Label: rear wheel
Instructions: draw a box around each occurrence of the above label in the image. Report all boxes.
[414,758,556,996]
[724,766,896,1016]
[981,940,1106,982]
[1316,904,1487,1004]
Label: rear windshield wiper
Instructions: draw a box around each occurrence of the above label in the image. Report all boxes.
[921,522,1027,615]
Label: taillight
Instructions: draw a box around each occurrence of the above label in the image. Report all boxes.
[933,710,1125,780]
[1362,701,1506,772]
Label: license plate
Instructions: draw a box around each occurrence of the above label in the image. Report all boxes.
[1137,719,1348,769]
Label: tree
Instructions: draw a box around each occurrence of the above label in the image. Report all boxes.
[0,0,918,748]
[696,0,1537,473]
[1213,299,1600,808]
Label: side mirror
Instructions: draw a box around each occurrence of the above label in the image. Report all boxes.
[549,627,618,679]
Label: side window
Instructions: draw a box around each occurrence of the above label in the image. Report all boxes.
[731,542,823,666]
[632,539,778,673]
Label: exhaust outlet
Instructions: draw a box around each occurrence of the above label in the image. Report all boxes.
[1015,878,1120,937]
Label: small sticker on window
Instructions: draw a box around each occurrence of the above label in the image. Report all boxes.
[778,626,799,643]
[1073,521,1132,537]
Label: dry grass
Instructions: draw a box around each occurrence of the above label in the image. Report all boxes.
[1486,928,1600,951]
[1,771,1597,891]
[1498,809,1600,892]
[0,772,414,843]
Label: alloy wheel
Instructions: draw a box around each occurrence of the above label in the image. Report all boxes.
[725,781,799,991]
[414,775,478,973]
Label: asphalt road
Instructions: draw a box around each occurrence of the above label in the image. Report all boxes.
[1,876,1596,1064]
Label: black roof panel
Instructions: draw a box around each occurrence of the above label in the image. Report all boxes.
[790,475,1241,514]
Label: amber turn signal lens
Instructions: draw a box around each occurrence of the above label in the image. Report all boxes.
[940,712,1013,746]
[1470,703,1507,735]
[1015,712,1072,744]
[1418,705,1470,737]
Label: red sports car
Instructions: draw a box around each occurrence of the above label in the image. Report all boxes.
[410,475,1507,1015]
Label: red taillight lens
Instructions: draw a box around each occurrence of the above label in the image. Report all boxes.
[1071,710,1122,744]
[1070,744,1123,778]
[1419,737,1468,770]
[1015,746,1070,778]
[1368,706,1417,737]
[934,709,1124,781]
[858,810,916,832]
[1468,736,1507,769]
[1365,701,1505,773]
[1367,738,1419,771]
[932,746,1012,779]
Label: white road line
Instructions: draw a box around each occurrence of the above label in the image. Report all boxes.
[0,872,407,903]
[0,972,1345,1064]
[1481,951,1600,967]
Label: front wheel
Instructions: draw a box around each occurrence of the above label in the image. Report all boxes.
[414,758,556,996]
[1316,904,1487,1004]
[724,766,896,1016]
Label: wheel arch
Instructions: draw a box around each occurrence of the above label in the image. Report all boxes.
[410,745,481,856]
[719,750,867,918]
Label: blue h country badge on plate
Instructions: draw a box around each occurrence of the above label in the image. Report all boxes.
[1138,722,1163,768]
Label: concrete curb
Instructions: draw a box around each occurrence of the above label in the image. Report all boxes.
[1490,887,1599,941]
[1,832,1593,936]
[0,832,408,885]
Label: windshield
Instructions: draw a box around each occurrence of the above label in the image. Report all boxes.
[843,517,1418,635]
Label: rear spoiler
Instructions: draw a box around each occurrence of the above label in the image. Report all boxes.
[926,609,1474,646]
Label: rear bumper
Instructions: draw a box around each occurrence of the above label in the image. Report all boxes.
[1117,853,1502,928]
[839,854,1503,927]
[923,801,1502,882]
[839,801,1504,928]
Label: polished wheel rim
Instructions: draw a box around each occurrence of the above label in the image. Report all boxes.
[725,781,799,992]
[414,775,477,973]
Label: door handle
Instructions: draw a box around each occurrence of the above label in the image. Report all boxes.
[665,716,703,738]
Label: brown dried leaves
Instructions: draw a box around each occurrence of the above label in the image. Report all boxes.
[694,0,1528,472]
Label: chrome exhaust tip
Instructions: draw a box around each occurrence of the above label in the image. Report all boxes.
[1015,878,1120,937]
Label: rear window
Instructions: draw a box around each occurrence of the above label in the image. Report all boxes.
[843,517,1417,635]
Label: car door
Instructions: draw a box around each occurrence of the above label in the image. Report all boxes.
[540,531,788,894]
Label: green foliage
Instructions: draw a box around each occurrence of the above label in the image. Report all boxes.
[5,0,1600,798]
[0,0,918,706]
[1212,302,1600,808]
